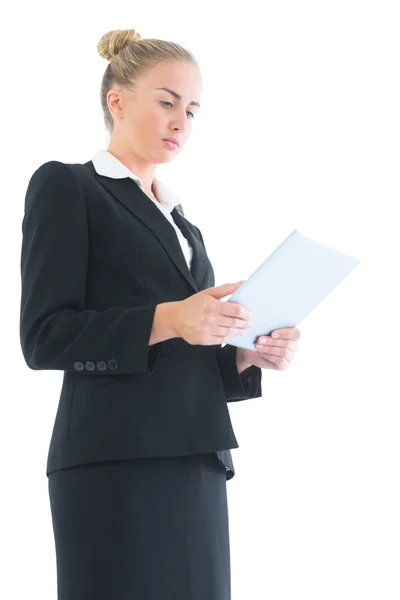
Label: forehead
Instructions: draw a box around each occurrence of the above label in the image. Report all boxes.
[144,61,202,98]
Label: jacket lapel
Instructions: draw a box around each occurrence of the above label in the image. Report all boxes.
[170,209,211,291]
[84,161,204,293]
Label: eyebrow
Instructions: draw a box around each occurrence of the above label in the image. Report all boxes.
[156,87,200,108]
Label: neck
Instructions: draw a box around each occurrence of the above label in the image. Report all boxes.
[106,144,157,194]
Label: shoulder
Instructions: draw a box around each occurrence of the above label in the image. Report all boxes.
[26,160,97,199]
[24,160,87,216]
[28,160,93,184]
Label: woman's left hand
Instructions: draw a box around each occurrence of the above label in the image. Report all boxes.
[238,327,301,371]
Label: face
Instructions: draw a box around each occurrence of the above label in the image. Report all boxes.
[107,60,202,164]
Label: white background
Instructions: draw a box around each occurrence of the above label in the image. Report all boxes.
[1,1,399,598]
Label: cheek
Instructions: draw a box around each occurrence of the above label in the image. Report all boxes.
[140,107,164,137]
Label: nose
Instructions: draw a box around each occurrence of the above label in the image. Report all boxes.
[171,112,188,134]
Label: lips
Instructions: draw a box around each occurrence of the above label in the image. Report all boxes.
[163,137,180,147]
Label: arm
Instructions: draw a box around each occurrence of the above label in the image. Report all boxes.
[19,161,175,376]
[237,354,253,375]
[215,343,263,402]
[194,224,263,402]
[148,302,180,346]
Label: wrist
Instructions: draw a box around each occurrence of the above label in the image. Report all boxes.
[166,301,181,339]
[237,361,252,375]
[148,302,181,346]
[236,348,252,374]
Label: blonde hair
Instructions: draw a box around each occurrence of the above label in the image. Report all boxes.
[97,28,199,135]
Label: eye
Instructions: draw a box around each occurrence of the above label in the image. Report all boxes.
[160,101,195,119]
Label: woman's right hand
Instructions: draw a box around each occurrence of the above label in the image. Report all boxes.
[171,281,252,346]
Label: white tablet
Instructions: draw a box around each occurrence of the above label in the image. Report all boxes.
[225,229,360,351]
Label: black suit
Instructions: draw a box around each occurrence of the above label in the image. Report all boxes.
[19,159,262,480]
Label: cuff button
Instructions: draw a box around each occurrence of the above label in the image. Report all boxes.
[108,359,118,371]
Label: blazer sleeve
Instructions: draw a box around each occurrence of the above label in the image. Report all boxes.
[214,343,263,402]
[19,161,162,375]
[194,226,263,402]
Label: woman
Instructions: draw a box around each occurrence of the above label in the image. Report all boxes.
[19,28,299,600]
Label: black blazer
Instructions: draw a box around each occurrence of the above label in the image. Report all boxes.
[19,159,262,479]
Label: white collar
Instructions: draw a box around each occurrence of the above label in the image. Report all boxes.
[91,149,183,214]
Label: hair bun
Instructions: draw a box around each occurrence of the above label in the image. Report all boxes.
[97,29,142,61]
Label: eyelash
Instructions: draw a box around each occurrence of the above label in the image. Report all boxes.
[160,101,195,119]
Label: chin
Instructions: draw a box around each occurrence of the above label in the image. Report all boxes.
[160,152,178,162]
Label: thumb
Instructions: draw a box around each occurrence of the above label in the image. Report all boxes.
[203,280,245,299]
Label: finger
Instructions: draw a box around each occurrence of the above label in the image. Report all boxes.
[255,345,296,362]
[211,324,248,342]
[256,338,298,352]
[271,327,301,340]
[218,326,246,339]
[258,353,290,370]
[211,329,241,342]
[220,302,252,322]
[218,315,251,330]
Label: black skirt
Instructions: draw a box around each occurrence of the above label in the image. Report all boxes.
[48,453,231,600]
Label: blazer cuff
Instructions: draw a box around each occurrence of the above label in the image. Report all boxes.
[214,343,262,402]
